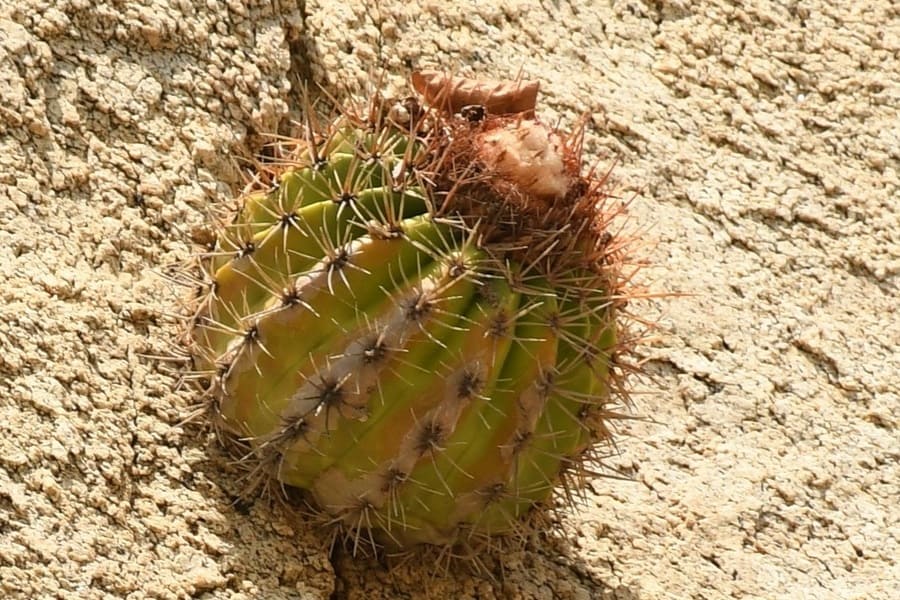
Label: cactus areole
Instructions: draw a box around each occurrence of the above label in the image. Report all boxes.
[184,72,640,552]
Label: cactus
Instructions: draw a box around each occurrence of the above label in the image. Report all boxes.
[180,73,640,553]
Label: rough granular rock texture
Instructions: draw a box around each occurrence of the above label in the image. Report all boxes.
[1,0,897,599]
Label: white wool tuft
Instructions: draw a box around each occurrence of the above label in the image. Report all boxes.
[478,120,569,199]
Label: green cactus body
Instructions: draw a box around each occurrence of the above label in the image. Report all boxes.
[187,86,633,551]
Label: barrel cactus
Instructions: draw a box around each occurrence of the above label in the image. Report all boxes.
[181,72,640,553]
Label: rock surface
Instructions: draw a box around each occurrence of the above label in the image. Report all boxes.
[1,1,897,598]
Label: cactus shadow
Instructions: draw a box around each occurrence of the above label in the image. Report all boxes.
[184,437,641,598]
[324,526,643,599]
